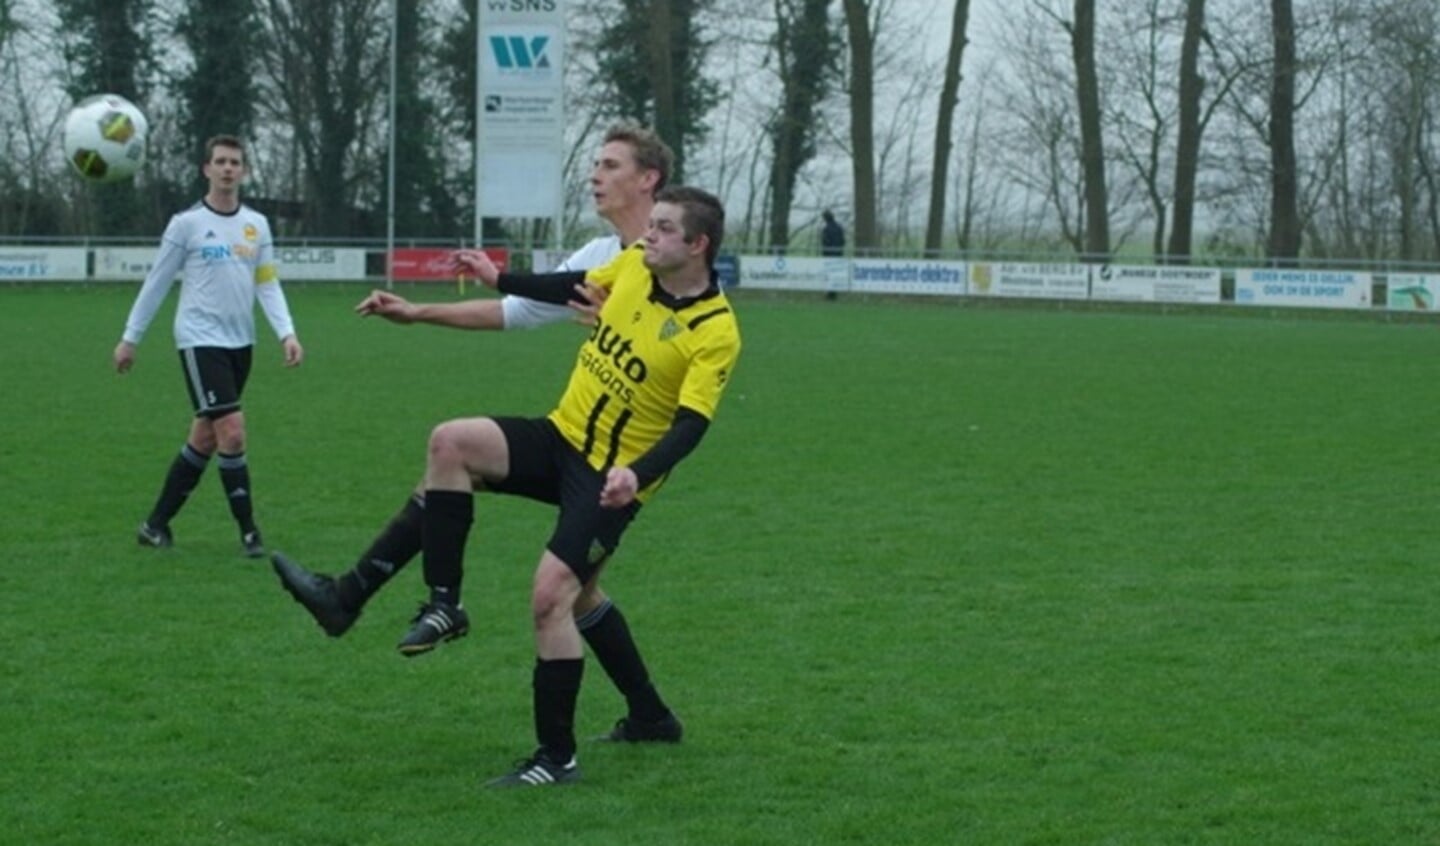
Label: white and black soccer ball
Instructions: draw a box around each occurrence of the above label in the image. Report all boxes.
[62,94,149,183]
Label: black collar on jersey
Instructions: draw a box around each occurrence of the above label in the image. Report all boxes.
[648,269,722,310]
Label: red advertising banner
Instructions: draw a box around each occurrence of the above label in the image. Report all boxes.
[389,247,508,281]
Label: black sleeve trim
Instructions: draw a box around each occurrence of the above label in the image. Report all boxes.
[629,407,710,489]
[496,270,589,305]
[686,307,731,330]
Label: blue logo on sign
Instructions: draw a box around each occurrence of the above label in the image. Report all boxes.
[490,35,551,69]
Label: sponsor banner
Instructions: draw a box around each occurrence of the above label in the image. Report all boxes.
[737,254,829,291]
[851,258,966,296]
[478,1,565,218]
[276,246,365,280]
[390,247,507,281]
[1091,264,1222,303]
[93,247,163,281]
[1385,272,1438,311]
[95,245,366,281]
[969,262,1090,299]
[1234,268,1371,309]
[0,247,87,281]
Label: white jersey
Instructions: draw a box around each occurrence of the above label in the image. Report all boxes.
[501,234,623,330]
[121,200,296,349]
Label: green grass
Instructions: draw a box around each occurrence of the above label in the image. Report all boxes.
[1,283,1437,844]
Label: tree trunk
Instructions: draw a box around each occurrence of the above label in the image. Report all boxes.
[842,0,877,252]
[1267,0,1301,262]
[1071,0,1109,261]
[1166,0,1205,264]
[924,0,970,256]
[766,0,838,250]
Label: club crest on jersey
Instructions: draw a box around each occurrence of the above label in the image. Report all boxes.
[243,224,258,242]
[659,317,681,341]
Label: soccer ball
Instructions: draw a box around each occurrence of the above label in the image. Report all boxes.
[62,94,149,182]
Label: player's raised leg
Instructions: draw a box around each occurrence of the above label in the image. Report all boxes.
[396,417,511,656]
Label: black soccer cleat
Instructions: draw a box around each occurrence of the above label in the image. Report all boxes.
[396,600,469,656]
[599,712,684,743]
[484,750,581,788]
[271,552,360,637]
[137,521,174,549]
[241,530,265,558]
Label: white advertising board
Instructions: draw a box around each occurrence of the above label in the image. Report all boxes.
[0,248,88,281]
[1234,268,1371,309]
[851,259,966,296]
[1091,264,1222,303]
[969,262,1090,299]
[275,246,365,280]
[1385,272,1438,312]
[92,246,366,280]
[477,2,566,219]
[738,254,829,291]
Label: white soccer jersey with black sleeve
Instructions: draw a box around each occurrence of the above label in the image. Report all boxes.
[121,201,296,349]
[500,234,623,330]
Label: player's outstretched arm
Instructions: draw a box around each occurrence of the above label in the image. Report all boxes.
[356,289,504,331]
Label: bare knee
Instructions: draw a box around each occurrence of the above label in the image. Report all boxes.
[531,562,581,631]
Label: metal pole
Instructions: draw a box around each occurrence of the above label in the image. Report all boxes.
[473,0,485,247]
[386,0,397,288]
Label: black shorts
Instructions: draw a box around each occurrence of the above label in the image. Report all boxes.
[178,346,252,420]
[490,416,641,583]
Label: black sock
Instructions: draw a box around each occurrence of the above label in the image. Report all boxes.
[421,489,472,606]
[533,658,584,763]
[147,444,210,527]
[217,452,257,534]
[336,494,424,610]
[578,601,669,722]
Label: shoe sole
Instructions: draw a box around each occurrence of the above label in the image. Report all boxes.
[396,627,469,657]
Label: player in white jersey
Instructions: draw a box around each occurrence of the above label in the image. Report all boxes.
[114,135,303,558]
[272,124,687,743]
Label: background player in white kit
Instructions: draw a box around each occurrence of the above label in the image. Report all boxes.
[272,123,687,743]
[114,135,303,558]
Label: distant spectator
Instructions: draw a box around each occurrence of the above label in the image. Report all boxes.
[821,209,845,256]
[820,209,845,299]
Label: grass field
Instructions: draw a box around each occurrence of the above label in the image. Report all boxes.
[1,283,1436,845]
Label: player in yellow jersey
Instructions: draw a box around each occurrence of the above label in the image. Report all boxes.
[444,186,738,787]
[271,125,691,748]
[285,187,737,787]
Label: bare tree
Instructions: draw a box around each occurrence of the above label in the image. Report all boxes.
[923,0,970,255]
[1167,0,1205,262]
[255,0,390,236]
[841,0,878,251]
[766,0,840,250]
[1068,0,1110,260]
[1267,0,1301,261]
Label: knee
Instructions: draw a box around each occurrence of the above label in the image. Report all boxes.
[427,421,467,466]
[531,566,580,630]
[212,413,246,454]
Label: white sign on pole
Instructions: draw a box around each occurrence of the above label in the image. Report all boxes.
[476,2,566,221]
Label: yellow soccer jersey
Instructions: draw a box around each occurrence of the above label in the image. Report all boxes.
[548,244,741,500]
